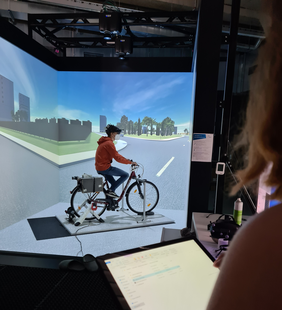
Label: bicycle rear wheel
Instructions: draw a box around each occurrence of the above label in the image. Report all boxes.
[70,187,107,220]
[126,180,159,214]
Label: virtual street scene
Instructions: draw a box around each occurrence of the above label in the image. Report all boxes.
[0,36,194,257]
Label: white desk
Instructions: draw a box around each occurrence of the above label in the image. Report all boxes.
[192,212,252,258]
[160,212,252,258]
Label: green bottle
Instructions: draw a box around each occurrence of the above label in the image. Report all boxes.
[233,198,243,226]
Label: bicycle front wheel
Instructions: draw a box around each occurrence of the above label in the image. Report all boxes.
[70,187,107,220]
[126,180,159,214]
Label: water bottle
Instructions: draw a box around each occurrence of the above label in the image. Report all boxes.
[233,198,243,226]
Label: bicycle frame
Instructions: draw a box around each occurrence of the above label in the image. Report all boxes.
[68,164,158,225]
[90,166,138,211]
[103,169,137,203]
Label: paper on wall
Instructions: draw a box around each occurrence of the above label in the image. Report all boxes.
[191,133,214,162]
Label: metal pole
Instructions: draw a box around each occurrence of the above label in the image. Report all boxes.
[215,0,241,214]
[186,0,224,228]
[143,180,146,220]
[121,182,124,209]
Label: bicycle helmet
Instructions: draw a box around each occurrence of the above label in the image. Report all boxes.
[105,124,121,136]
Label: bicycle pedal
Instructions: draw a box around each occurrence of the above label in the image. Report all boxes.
[107,207,116,211]
[107,205,119,211]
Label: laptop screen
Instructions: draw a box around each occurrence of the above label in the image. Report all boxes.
[97,237,219,310]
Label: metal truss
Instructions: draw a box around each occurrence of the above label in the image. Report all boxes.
[28,11,197,55]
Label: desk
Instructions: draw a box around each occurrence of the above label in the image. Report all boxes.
[192,212,252,258]
[160,227,183,242]
[0,251,120,310]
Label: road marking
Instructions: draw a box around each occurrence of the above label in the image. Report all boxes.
[156,157,175,177]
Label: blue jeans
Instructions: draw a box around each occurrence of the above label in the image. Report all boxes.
[97,166,129,192]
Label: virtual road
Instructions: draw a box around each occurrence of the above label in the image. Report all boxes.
[116,136,191,210]
[1,134,191,230]
[60,135,191,211]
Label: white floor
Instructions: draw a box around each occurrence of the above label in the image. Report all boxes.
[0,202,187,258]
[57,210,175,236]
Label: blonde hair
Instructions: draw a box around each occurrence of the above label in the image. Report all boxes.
[231,0,282,200]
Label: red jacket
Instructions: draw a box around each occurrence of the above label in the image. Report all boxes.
[95,136,132,171]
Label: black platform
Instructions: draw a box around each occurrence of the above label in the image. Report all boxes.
[27,216,71,240]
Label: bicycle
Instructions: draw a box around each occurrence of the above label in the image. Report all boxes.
[66,164,159,226]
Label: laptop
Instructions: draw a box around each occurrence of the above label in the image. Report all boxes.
[96,236,219,310]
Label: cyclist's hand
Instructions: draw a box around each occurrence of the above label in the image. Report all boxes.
[131,161,138,166]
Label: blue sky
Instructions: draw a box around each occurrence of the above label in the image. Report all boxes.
[0,37,193,133]
[58,71,193,132]
[0,38,58,118]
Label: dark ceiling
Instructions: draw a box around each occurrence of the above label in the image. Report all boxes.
[0,0,264,57]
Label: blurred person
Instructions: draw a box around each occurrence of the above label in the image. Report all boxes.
[95,124,137,198]
[207,1,282,309]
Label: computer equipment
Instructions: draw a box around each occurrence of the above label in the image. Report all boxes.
[96,236,219,310]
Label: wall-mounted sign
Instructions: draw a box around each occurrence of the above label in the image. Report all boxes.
[191,133,213,162]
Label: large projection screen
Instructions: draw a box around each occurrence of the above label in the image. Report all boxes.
[0,36,194,254]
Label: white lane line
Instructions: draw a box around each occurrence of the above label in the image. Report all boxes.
[156,157,175,177]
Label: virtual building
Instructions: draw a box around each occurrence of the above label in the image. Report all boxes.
[0,74,14,121]
[19,93,30,122]
[100,115,106,132]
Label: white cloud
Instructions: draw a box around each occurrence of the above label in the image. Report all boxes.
[112,76,185,115]
[175,122,191,133]
[56,105,91,121]
[92,125,99,132]
[175,121,190,127]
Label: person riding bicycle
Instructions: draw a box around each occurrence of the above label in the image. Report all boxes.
[95,124,137,199]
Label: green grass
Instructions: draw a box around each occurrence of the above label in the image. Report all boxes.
[0,126,191,157]
[124,134,186,140]
[0,127,101,156]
